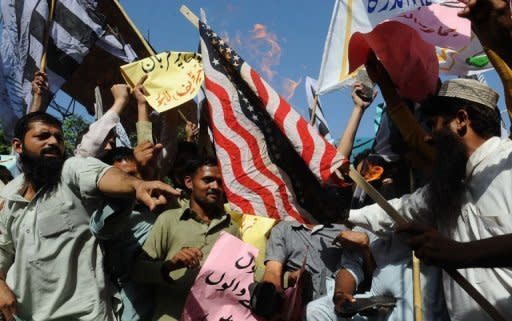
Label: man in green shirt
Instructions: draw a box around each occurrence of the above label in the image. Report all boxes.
[133,158,240,321]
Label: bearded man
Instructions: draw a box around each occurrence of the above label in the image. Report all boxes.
[348,76,512,321]
[0,112,179,321]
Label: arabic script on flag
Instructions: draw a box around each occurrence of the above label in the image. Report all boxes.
[121,51,204,112]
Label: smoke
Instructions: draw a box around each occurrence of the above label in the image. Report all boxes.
[282,77,302,101]
[248,24,282,80]
[221,23,301,102]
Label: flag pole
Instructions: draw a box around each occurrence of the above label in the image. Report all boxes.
[309,94,319,125]
[180,5,199,29]
[348,166,506,321]
[178,110,188,123]
[40,0,57,72]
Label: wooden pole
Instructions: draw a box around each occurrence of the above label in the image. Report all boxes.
[40,0,57,72]
[412,255,423,321]
[348,166,506,321]
[309,94,319,125]
[178,110,188,123]
[180,5,199,29]
[409,170,423,321]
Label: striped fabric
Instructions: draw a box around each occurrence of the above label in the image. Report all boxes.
[1,0,105,114]
[199,22,346,223]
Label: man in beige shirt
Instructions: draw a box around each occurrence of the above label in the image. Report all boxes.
[134,158,240,321]
[0,112,179,321]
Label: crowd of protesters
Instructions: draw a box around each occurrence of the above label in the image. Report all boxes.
[0,0,511,320]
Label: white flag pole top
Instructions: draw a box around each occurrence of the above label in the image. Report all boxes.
[316,0,444,96]
[180,5,199,29]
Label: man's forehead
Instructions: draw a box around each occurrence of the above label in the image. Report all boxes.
[197,165,220,176]
[28,121,62,133]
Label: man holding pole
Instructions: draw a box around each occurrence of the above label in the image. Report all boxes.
[349,57,512,321]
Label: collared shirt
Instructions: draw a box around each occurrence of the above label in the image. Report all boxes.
[342,228,449,321]
[265,221,346,300]
[90,202,157,321]
[133,207,240,321]
[349,137,512,321]
[0,156,115,321]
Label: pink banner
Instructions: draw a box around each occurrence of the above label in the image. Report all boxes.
[181,232,261,321]
[392,3,471,49]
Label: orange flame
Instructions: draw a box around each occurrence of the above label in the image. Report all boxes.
[249,23,281,80]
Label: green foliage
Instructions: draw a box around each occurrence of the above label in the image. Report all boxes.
[0,124,12,154]
[61,115,90,156]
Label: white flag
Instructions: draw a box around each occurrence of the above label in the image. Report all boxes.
[317,0,451,95]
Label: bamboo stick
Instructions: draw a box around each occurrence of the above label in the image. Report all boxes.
[40,0,57,72]
[309,94,319,125]
[410,170,423,321]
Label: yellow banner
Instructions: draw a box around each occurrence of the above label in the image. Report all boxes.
[121,52,204,112]
[226,207,278,269]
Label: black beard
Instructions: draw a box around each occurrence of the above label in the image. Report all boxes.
[426,128,468,223]
[20,147,66,190]
[193,191,224,216]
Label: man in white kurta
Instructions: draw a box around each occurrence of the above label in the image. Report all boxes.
[349,79,512,321]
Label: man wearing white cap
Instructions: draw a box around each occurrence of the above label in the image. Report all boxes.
[349,78,512,321]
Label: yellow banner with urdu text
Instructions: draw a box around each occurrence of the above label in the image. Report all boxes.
[121,52,204,112]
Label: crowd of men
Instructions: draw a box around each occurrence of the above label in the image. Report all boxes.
[0,0,512,320]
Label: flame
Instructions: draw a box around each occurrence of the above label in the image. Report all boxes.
[281,77,302,101]
[248,23,281,80]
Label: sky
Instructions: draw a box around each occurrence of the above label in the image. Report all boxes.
[66,0,509,140]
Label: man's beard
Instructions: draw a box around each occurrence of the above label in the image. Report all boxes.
[20,146,66,190]
[193,189,224,215]
[426,128,468,223]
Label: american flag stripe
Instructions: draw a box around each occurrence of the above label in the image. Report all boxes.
[201,38,307,222]
[205,79,281,218]
[200,22,347,222]
[204,55,305,221]
[248,68,340,182]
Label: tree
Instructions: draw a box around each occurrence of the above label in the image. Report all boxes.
[0,124,12,154]
[61,114,90,156]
